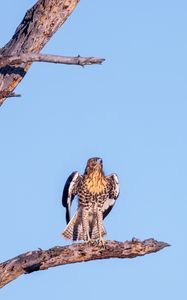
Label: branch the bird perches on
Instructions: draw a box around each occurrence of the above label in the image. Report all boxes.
[0,238,169,289]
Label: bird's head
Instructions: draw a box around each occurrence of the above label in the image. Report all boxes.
[84,157,103,175]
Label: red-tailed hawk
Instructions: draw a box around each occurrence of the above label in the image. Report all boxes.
[62,157,119,244]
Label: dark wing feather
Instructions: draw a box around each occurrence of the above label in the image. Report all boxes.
[62,171,81,224]
[103,173,120,219]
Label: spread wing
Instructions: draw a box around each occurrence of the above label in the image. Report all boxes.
[62,171,81,224]
[102,173,120,219]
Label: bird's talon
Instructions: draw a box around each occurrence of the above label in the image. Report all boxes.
[87,239,95,246]
[98,239,105,247]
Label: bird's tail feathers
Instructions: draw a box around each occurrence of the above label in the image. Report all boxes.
[62,211,83,241]
[89,220,106,240]
[62,210,106,241]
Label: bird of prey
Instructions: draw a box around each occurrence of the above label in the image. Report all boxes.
[62,157,119,244]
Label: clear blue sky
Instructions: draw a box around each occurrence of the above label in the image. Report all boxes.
[0,0,187,298]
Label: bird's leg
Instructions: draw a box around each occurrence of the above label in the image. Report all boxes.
[97,209,105,246]
[82,208,91,242]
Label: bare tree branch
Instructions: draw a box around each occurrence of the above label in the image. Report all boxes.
[1,0,102,106]
[0,238,169,289]
[0,53,105,68]
[0,91,21,99]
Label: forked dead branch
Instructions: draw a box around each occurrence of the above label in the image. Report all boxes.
[0,0,104,106]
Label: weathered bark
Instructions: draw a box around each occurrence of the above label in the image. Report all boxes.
[0,238,169,288]
[0,0,103,106]
[0,53,105,68]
